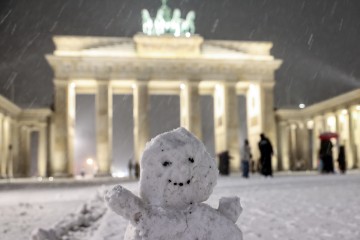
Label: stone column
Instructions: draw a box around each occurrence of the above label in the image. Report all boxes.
[133,81,150,165]
[52,80,76,177]
[1,116,11,178]
[0,113,4,177]
[96,81,113,176]
[330,109,346,169]
[278,121,290,171]
[180,80,202,139]
[4,118,16,178]
[312,115,324,170]
[297,121,310,170]
[9,120,19,178]
[347,108,356,168]
[246,82,278,170]
[37,123,48,177]
[338,108,355,169]
[289,123,297,170]
[349,106,360,168]
[18,125,31,177]
[352,106,360,168]
[213,82,240,171]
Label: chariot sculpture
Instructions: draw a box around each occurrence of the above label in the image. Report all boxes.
[142,0,196,37]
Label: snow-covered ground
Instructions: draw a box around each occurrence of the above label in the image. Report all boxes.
[1,172,360,240]
[0,183,102,240]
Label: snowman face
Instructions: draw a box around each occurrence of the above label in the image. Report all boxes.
[140,128,218,209]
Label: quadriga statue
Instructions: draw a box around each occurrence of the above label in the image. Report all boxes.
[141,9,154,36]
[181,11,196,35]
[170,9,183,36]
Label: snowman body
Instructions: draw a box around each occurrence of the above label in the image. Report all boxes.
[105,128,243,240]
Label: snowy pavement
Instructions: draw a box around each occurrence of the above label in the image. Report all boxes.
[0,184,102,240]
[1,172,360,240]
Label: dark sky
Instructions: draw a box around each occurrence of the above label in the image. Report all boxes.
[1,0,360,108]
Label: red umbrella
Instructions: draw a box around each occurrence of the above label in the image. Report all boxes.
[319,132,339,140]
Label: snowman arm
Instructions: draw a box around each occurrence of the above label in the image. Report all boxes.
[217,196,242,223]
[105,185,146,225]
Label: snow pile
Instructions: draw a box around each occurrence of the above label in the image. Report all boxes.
[105,127,243,240]
[31,189,106,240]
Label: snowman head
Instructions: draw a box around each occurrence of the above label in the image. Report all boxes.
[139,127,218,209]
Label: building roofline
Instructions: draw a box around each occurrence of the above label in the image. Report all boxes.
[0,95,22,116]
[276,88,360,120]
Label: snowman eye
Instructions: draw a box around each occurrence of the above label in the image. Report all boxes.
[162,161,172,167]
[188,158,194,163]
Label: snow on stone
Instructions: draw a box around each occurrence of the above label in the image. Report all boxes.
[105,127,243,240]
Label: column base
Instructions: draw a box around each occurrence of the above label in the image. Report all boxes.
[51,173,73,178]
[95,172,112,178]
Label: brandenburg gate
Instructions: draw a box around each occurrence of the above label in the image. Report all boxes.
[46,34,281,176]
[46,2,282,177]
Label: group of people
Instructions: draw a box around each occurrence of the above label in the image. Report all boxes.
[319,140,347,174]
[240,133,274,178]
[240,134,347,178]
[218,133,274,178]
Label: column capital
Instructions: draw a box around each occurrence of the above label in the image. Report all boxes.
[236,87,248,95]
[54,79,70,86]
[222,81,237,88]
[181,80,201,88]
[136,76,151,82]
[186,77,202,83]
[259,81,275,89]
[35,122,47,129]
[279,121,289,127]
[96,78,110,85]
[314,114,324,120]
[134,80,149,85]
[349,104,360,111]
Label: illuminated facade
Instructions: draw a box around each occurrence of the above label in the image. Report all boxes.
[2,34,358,178]
[45,34,282,177]
[276,89,360,171]
[0,95,51,178]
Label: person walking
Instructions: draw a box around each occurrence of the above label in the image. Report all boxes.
[258,133,273,177]
[241,140,252,178]
[319,139,334,173]
[218,151,231,175]
[128,158,133,178]
[337,145,346,174]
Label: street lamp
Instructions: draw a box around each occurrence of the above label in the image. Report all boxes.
[86,158,94,166]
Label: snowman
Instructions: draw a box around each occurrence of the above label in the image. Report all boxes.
[105,127,243,240]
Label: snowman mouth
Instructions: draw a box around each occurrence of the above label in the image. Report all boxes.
[168,178,192,186]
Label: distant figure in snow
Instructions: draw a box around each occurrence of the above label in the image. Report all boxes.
[319,140,334,173]
[337,145,346,174]
[218,150,231,175]
[128,159,133,178]
[241,140,251,178]
[134,162,140,179]
[258,133,273,177]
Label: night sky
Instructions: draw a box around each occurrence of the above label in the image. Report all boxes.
[1,0,360,173]
[1,0,360,108]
